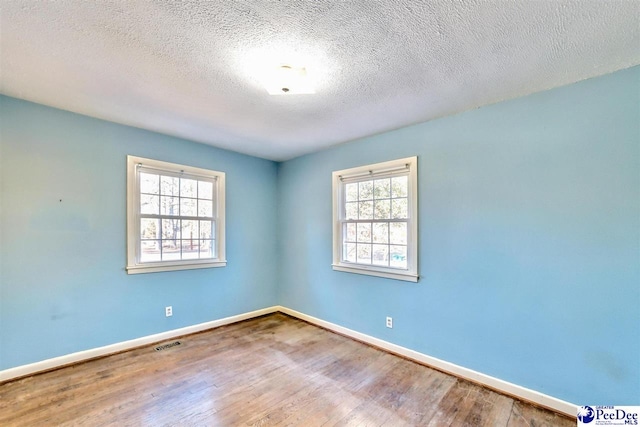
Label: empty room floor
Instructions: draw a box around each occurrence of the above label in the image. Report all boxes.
[0,313,574,426]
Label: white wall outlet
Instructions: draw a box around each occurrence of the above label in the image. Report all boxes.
[165,306,173,317]
[386,316,393,328]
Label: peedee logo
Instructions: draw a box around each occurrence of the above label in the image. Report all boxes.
[578,406,595,423]
[578,406,640,426]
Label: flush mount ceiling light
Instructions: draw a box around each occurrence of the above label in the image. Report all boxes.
[264,65,315,95]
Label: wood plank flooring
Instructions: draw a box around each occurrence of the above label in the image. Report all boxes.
[0,313,575,426]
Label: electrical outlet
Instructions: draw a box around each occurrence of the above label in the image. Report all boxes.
[165,306,173,317]
[386,316,393,328]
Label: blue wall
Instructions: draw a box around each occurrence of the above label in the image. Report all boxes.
[1,66,638,406]
[0,97,279,369]
[277,66,639,405]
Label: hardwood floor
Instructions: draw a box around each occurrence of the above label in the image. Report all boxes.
[0,313,574,426]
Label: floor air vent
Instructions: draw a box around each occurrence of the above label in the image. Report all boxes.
[155,341,181,352]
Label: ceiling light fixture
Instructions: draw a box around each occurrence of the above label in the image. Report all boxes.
[264,65,315,95]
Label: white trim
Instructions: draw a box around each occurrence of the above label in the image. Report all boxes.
[338,164,410,182]
[277,306,577,418]
[1,305,577,418]
[126,155,226,275]
[332,156,419,281]
[126,260,227,274]
[0,306,279,383]
[331,264,418,282]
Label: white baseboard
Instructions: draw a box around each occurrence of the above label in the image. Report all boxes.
[0,306,279,383]
[1,304,576,418]
[276,305,577,418]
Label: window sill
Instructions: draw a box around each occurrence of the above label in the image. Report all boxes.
[332,264,418,282]
[126,260,227,275]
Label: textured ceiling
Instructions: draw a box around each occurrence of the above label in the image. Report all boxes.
[1,1,639,161]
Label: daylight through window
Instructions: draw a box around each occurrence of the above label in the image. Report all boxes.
[127,156,226,274]
[332,157,418,282]
[138,170,215,262]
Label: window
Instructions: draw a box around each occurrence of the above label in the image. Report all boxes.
[126,156,226,274]
[332,156,418,282]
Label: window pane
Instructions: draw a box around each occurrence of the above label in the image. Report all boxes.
[374,199,390,219]
[390,222,407,245]
[160,196,179,216]
[181,219,198,239]
[180,198,197,217]
[199,240,214,258]
[345,202,358,220]
[198,181,213,200]
[161,176,179,196]
[358,201,373,219]
[140,240,161,262]
[140,173,159,194]
[128,156,225,271]
[391,198,408,219]
[331,158,416,279]
[344,222,356,242]
[199,221,212,239]
[356,244,371,264]
[390,245,407,269]
[391,176,408,198]
[198,200,213,218]
[161,219,180,241]
[181,178,197,198]
[181,240,199,259]
[357,223,371,243]
[140,194,159,215]
[345,183,358,202]
[359,181,373,200]
[181,237,198,252]
[140,218,159,239]
[344,242,356,262]
[162,240,181,261]
[374,178,390,199]
[372,223,388,243]
[372,244,389,266]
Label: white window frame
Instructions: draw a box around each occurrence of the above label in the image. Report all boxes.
[126,155,226,274]
[332,156,418,282]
